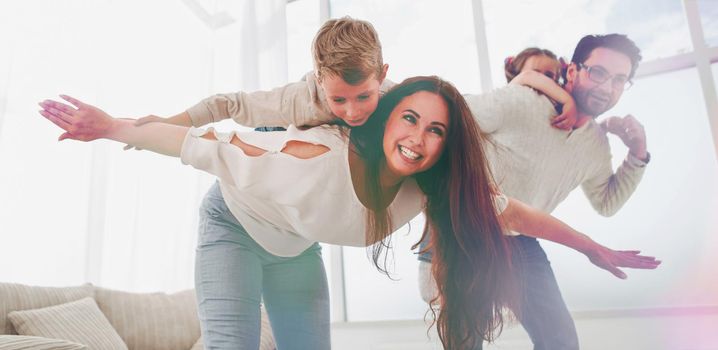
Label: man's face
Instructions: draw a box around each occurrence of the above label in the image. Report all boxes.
[567,47,633,118]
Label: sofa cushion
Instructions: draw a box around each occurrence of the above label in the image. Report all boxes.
[8,297,127,350]
[0,335,88,350]
[93,287,200,350]
[0,282,94,335]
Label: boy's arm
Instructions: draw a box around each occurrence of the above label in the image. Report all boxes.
[136,72,336,128]
[509,70,576,130]
[134,111,193,127]
[499,197,660,279]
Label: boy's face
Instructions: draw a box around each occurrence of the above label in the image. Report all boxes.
[320,71,385,127]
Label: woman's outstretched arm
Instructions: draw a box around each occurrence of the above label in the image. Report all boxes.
[40,95,188,157]
[500,197,661,279]
[39,95,330,190]
[39,95,290,157]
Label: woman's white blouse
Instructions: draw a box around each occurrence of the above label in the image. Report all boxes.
[180,124,510,257]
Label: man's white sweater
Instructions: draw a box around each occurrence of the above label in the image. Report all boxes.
[466,84,647,216]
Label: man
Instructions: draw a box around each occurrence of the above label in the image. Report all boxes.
[418,34,650,350]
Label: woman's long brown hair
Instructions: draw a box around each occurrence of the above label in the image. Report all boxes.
[351,76,520,349]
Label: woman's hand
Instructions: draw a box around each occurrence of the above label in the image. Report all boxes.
[40,95,188,157]
[39,95,115,142]
[584,245,661,279]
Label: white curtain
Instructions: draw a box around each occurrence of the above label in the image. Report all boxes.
[0,0,288,293]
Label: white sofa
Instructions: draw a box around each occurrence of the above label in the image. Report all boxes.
[0,282,275,350]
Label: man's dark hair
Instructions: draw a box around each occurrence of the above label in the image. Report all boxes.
[571,34,642,80]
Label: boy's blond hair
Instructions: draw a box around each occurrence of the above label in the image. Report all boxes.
[312,16,384,85]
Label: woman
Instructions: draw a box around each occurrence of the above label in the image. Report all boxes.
[39,76,659,350]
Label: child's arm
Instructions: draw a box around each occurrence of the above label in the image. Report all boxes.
[499,197,661,279]
[134,73,335,129]
[134,111,193,127]
[122,74,335,150]
[509,70,577,130]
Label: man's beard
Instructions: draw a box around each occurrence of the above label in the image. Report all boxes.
[572,78,616,118]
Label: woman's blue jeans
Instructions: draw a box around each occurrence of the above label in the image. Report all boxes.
[418,235,579,350]
[195,181,331,349]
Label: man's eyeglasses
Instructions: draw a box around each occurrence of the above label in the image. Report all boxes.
[577,63,633,91]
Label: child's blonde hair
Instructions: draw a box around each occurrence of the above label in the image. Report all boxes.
[312,16,384,85]
[504,47,559,83]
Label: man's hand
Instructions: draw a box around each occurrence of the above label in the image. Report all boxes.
[39,95,115,142]
[600,115,648,160]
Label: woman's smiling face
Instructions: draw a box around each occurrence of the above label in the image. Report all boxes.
[382,90,449,179]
